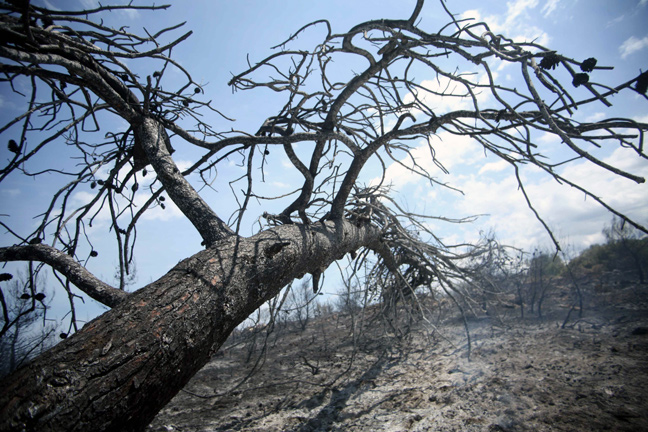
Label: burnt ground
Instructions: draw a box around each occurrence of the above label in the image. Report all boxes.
[148,283,648,432]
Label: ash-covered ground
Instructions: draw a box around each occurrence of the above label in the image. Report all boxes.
[149,283,648,432]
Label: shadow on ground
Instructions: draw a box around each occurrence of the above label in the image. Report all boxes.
[149,283,648,432]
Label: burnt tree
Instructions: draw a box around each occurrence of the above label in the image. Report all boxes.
[0,1,647,431]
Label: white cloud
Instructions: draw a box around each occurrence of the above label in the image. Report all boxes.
[72,190,97,206]
[378,129,648,252]
[462,1,550,46]
[77,0,139,19]
[461,9,482,24]
[270,181,290,189]
[541,0,560,17]
[451,146,648,250]
[507,0,539,23]
[584,112,606,123]
[606,15,626,27]
[1,188,20,197]
[71,186,184,227]
[139,195,183,221]
[478,160,509,174]
[120,8,140,20]
[79,0,95,8]
[619,35,648,59]
[376,133,481,191]
[175,160,194,173]
[537,132,561,144]
[404,77,473,114]
[402,71,495,119]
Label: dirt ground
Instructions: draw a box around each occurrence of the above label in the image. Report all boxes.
[148,285,648,432]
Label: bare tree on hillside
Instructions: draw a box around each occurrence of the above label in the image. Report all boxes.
[561,248,586,328]
[603,217,648,284]
[462,234,527,321]
[527,250,564,319]
[288,279,316,331]
[0,1,647,430]
[0,270,56,377]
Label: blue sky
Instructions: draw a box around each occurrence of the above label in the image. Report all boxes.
[1,0,647,324]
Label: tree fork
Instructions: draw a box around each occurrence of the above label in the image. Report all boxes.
[0,220,381,432]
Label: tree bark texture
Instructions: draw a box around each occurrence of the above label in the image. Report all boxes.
[0,220,381,432]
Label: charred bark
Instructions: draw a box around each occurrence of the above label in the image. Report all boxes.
[0,220,382,432]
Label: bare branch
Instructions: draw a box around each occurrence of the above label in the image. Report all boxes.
[136,118,235,245]
[0,245,127,308]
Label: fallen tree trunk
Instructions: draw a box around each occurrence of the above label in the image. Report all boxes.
[0,220,380,432]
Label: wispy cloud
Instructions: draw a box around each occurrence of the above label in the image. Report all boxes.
[270,181,290,189]
[584,112,606,123]
[606,15,626,27]
[71,186,184,226]
[461,1,551,46]
[619,35,648,59]
[79,0,98,9]
[1,188,20,197]
[175,160,194,173]
[43,0,60,10]
[506,0,540,26]
[541,0,560,17]
[478,160,509,175]
[77,0,140,19]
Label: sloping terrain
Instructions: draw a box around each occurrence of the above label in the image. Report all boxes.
[149,285,648,431]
